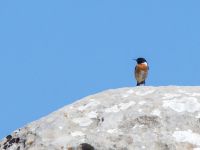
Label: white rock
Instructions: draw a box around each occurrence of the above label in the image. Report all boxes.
[107,129,119,134]
[151,109,161,117]
[119,101,135,110]
[71,131,85,137]
[163,97,200,113]
[135,90,155,96]
[138,101,146,105]
[162,93,181,99]
[173,130,200,146]
[105,101,135,113]
[72,117,93,127]
[86,111,98,119]
[195,113,200,119]
[1,87,200,150]
[78,100,100,111]
[105,105,120,113]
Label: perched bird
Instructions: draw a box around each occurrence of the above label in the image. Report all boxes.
[134,57,149,86]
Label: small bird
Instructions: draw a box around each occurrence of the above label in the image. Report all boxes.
[134,57,149,86]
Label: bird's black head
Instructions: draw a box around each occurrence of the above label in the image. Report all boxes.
[135,57,147,64]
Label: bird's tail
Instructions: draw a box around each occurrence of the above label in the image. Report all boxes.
[136,81,145,86]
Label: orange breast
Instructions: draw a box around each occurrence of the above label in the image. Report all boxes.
[134,64,148,83]
[136,64,148,71]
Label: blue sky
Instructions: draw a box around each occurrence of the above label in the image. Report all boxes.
[1,0,200,139]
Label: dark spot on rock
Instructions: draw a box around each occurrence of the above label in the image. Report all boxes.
[22,139,26,148]
[79,143,94,150]
[101,117,104,122]
[16,138,20,143]
[9,138,16,144]
[6,135,12,141]
[119,115,160,130]
[121,148,128,150]
[17,146,20,150]
[113,144,117,148]
[40,143,44,146]
[135,115,160,127]
[3,144,8,149]
[3,137,22,149]
[8,144,11,148]
[156,142,171,150]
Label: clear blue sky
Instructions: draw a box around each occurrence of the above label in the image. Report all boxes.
[1,0,200,139]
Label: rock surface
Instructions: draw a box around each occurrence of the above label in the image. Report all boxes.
[1,86,200,150]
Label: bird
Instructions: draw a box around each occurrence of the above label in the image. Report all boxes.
[134,57,149,86]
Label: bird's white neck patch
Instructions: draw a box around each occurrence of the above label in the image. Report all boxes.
[142,62,148,66]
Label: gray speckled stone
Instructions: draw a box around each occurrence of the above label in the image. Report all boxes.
[1,86,200,150]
